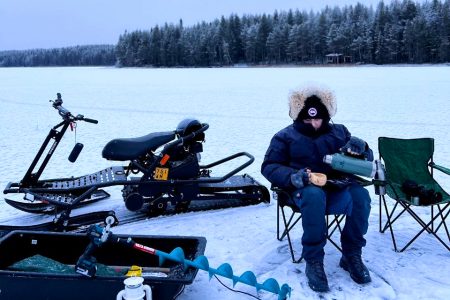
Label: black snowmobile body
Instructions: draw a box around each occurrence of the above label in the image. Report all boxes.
[2,94,269,229]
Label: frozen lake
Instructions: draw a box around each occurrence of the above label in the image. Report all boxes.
[0,65,449,299]
[1,66,449,189]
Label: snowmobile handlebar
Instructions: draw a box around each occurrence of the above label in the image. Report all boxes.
[75,115,98,124]
[50,93,98,124]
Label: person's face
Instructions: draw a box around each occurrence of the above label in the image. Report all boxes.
[303,118,323,130]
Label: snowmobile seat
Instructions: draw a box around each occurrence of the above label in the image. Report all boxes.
[273,187,346,263]
[102,131,176,161]
[378,137,450,252]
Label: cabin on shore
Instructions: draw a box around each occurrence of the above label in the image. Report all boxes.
[326,53,352,64]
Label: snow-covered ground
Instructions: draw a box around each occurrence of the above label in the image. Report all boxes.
[0,66,449,299]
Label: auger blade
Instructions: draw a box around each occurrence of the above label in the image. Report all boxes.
[210,263,233,280]
[157,247,185,267]
[235,270,257,288]
[258,278,280,293]
[152,246,291,299]
[192,255,209,271]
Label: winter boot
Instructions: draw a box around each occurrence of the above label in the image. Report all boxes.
[339,254,372,284]
[305,260,329,292]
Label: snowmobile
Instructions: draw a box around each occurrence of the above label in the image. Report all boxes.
[3,93,269,227]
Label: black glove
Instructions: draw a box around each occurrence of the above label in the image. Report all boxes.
[340,136,367,156]
[290,169,310,188]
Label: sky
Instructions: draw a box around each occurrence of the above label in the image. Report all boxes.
[0,0,393,51]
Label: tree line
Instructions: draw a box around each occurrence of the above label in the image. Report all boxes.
[0,45,115,67]
[116,0,450,66]
[1,0,449,67]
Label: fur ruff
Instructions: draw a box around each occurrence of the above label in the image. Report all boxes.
[288,85,337,120]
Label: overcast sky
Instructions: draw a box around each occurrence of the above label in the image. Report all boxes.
[1,0,395,51]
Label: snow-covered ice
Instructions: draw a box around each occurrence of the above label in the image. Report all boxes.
[0,65,449,299]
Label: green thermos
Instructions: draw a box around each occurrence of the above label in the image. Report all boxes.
[323,153,376,178]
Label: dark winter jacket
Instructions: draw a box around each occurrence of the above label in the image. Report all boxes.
[261,121,373,189]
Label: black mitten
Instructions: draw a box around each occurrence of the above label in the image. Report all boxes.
[290,169,310,188]
[341,136,367,156]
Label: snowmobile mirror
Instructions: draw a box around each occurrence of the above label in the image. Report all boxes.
[68,143,84,163]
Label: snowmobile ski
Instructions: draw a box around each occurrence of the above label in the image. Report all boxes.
[0,194,264,239]
[0,210,118,238]
[4,189,110,214]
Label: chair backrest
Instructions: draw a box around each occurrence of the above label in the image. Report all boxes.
[378,137,448,202]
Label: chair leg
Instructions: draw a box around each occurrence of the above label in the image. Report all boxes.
[381,201,408,233]
[282,209,303,263]
[379,195,382,233]
[380,194,412,233]
[399,202,450,252]
[387,202,432,235]
[380,195,400,252]
[277,203,303,263]
[431,206,435,232]
[278,211,301,241]
[277,201,280,240]
[326,215,344,253]
[382,198,450,252]
[439,206,450,243]
[284,222,303,264]
[433,204,450,242]
[277,203,302,241]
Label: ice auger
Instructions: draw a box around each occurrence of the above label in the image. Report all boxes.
[78,217,292,299]
[136,246,292,299]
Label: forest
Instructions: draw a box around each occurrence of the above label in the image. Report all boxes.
[1,0,449,67]
[0,45,115,67]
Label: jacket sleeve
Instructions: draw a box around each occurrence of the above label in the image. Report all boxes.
[261,133,297,189]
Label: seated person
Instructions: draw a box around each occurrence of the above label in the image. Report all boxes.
[261,84,373,292]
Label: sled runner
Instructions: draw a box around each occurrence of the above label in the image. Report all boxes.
[3,93,269,227]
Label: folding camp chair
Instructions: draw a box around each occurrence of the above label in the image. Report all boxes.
[378,137,450,252]
[273,187,346,263]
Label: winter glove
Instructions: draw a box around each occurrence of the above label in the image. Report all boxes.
[340,136,367,157]
[290,168,310,189]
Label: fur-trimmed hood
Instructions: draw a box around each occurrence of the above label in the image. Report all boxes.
[288,85,337,120]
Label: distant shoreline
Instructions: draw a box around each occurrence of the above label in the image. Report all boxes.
[2,63,449,69]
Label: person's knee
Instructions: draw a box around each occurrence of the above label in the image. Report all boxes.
[294,186,326,211]
[351,185,371,207]
[349,185,371,219]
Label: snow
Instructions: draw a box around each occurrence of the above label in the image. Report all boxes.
[0,65,450,299]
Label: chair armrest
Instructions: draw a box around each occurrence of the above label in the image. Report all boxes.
[271,186,296,208]
[271,186,292,199]
[271,186,284,192]
[371,178,386,186]
[353,175,374,186]
[429,162,450,175]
